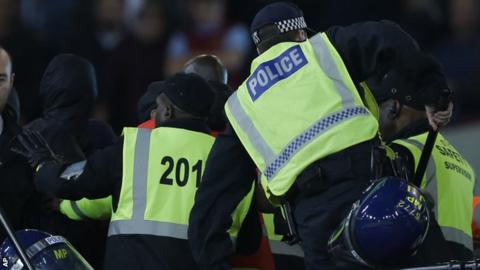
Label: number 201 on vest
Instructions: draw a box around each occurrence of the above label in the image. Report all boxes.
[159,156,203,187]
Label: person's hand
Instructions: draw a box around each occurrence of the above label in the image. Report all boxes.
[11,130,61,170]
[425,102,453,131]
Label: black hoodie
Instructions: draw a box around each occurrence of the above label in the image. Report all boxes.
[27,54,100,162]
[24,54,115,269]
[38,54,97,132]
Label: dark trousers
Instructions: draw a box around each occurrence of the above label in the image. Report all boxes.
[290,140,376,270]
[274,255,305,270]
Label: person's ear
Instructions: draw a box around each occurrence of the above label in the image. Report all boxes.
[164,104,173,120]
[297,30,307,41]
[388,100,401,120]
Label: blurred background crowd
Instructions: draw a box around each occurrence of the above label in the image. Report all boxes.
[1,0,480,133]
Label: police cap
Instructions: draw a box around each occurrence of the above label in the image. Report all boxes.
[150,73,215,118]
[250,2,307,45]
[137,81,163,122]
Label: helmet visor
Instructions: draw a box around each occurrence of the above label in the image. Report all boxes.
[9,236,93,270]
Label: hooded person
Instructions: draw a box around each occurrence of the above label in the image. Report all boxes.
[15,72,217,270]
[27,54,116,160]
[24,54,117,269]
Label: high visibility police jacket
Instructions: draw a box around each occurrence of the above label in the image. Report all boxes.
[225,33,378,198]
[394,132,476,259]
[189,21,425,270]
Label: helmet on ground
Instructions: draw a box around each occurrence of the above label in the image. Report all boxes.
[0,229,93,270]
[328,177,429,268]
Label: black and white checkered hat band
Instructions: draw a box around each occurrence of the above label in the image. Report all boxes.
[251,16,307,45]
[275,16,307,33]
[252,31,261,45]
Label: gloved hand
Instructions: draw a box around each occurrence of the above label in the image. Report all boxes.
[11,129,61,170]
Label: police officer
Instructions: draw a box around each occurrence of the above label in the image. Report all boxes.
[14,73,216,270]
[188,2,450,270]
[365,61,475,262]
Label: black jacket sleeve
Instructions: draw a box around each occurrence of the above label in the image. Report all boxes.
[188,126,257,270]
[326,20,452,108]
[326,20,421,84]
[34,139,123,201]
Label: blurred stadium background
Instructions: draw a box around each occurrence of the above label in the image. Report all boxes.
[1,0,479,174]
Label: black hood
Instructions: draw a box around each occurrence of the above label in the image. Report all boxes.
[39,54,97,133]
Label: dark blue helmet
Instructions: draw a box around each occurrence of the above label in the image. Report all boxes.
[0,229,93,270]
[328,177,430,268]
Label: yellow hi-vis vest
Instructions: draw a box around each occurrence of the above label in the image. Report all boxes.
[225,33,378,198]
[60,197,112,221]
[108,127,214,239]
[394,132,475,251]
[228,181,256,241]
[262,213,304,259]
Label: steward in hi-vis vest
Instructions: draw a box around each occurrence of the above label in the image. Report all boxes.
[188,2,441,270]
[22,73,216,270]
[363,54,471,265]
[394,133,475,260]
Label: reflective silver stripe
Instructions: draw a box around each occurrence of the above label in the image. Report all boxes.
[70,200,90,220]
[265,107,369,180]
[11,236,69,269]
[132,128,151,221]
[262,34,365,179]
[227,93,276,166]
[309,34,355,108]
[108,129,190,239]
[269,240,304,258]
[109,220,189,239]
[230,236,237,247]
[441,226,473,251]
[228,35,367,182]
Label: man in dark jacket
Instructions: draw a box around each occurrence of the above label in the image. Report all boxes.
[0,47,35,241]
[16,72,216,270]
[25,54,116,268]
